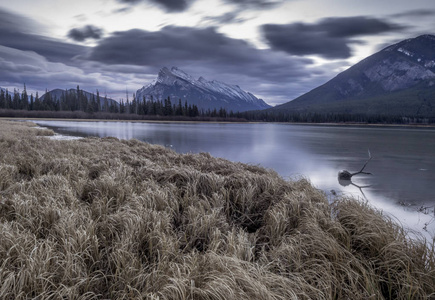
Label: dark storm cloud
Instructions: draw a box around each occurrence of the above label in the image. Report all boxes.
[263,23,353,59]
[319,17,405,38]
[67,25,103,42]
[223,0,284,9]
[0,8,87,63]
[263,16,406,59]
[117,0,192,12]
[86,26,314,82]
[152,0,191,11]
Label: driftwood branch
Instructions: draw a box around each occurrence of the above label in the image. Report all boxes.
[338,150,372,180]
[351,149,372,177]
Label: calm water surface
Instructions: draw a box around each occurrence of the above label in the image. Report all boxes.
[36,120,435,238]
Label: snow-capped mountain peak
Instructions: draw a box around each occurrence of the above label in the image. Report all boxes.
[136,67,271,112]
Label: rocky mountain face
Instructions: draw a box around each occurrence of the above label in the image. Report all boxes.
[271,34,435,117]
[136,67,271,112]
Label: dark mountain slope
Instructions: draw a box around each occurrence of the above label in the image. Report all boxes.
[270,35,435,117]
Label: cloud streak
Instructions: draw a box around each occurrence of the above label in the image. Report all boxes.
[116,0,285,12]
[223,0,286,9]
[202,11,248,25]
[391,9,435,18]
[116,0,193,12]
[263,16,407,59]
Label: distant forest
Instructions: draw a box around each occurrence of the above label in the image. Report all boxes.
[1,86,434,124]
[0,86,202,117]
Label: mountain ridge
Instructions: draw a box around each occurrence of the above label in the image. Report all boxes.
[136,67,271,112]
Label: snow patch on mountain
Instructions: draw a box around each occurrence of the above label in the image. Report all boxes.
[397,47,414,57]
[424,61,435,68]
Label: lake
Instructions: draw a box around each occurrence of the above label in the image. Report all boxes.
[35,120,435,239]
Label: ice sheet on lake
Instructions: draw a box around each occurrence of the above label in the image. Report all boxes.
[49,134,83,141]
[33,123,83,140]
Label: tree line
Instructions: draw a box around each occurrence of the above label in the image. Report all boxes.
[1,85,433,124]
[247,111,372,123]
[233,110,435,124]
[0,86,232,119]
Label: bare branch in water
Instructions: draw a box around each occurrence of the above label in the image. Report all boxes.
[351,149,372,177]
[338,149,372,180]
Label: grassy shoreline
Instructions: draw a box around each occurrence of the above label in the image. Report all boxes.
[0,120,434,299]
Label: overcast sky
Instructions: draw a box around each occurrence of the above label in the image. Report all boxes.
[0,0,434,105]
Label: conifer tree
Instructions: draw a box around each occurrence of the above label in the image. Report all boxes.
[77,85,81,111]
[120,100,125,114]
[6,90,12,109]
[176,99,183,116]
[34,92,40,110]
[96,90,101,112]
[29,94,34,111]
[0,89,5,109]
[133,93,138,114]
[20,84,28,110]
[13,89,20,109]
[103,95,108,112]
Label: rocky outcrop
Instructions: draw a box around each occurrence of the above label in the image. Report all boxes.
[363,59,435,92]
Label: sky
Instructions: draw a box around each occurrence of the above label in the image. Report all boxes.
[0,0,434,106]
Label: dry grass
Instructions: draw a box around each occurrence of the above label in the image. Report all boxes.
[0,120,434,299]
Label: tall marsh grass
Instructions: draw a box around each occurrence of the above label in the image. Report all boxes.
[0,120,434,299]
